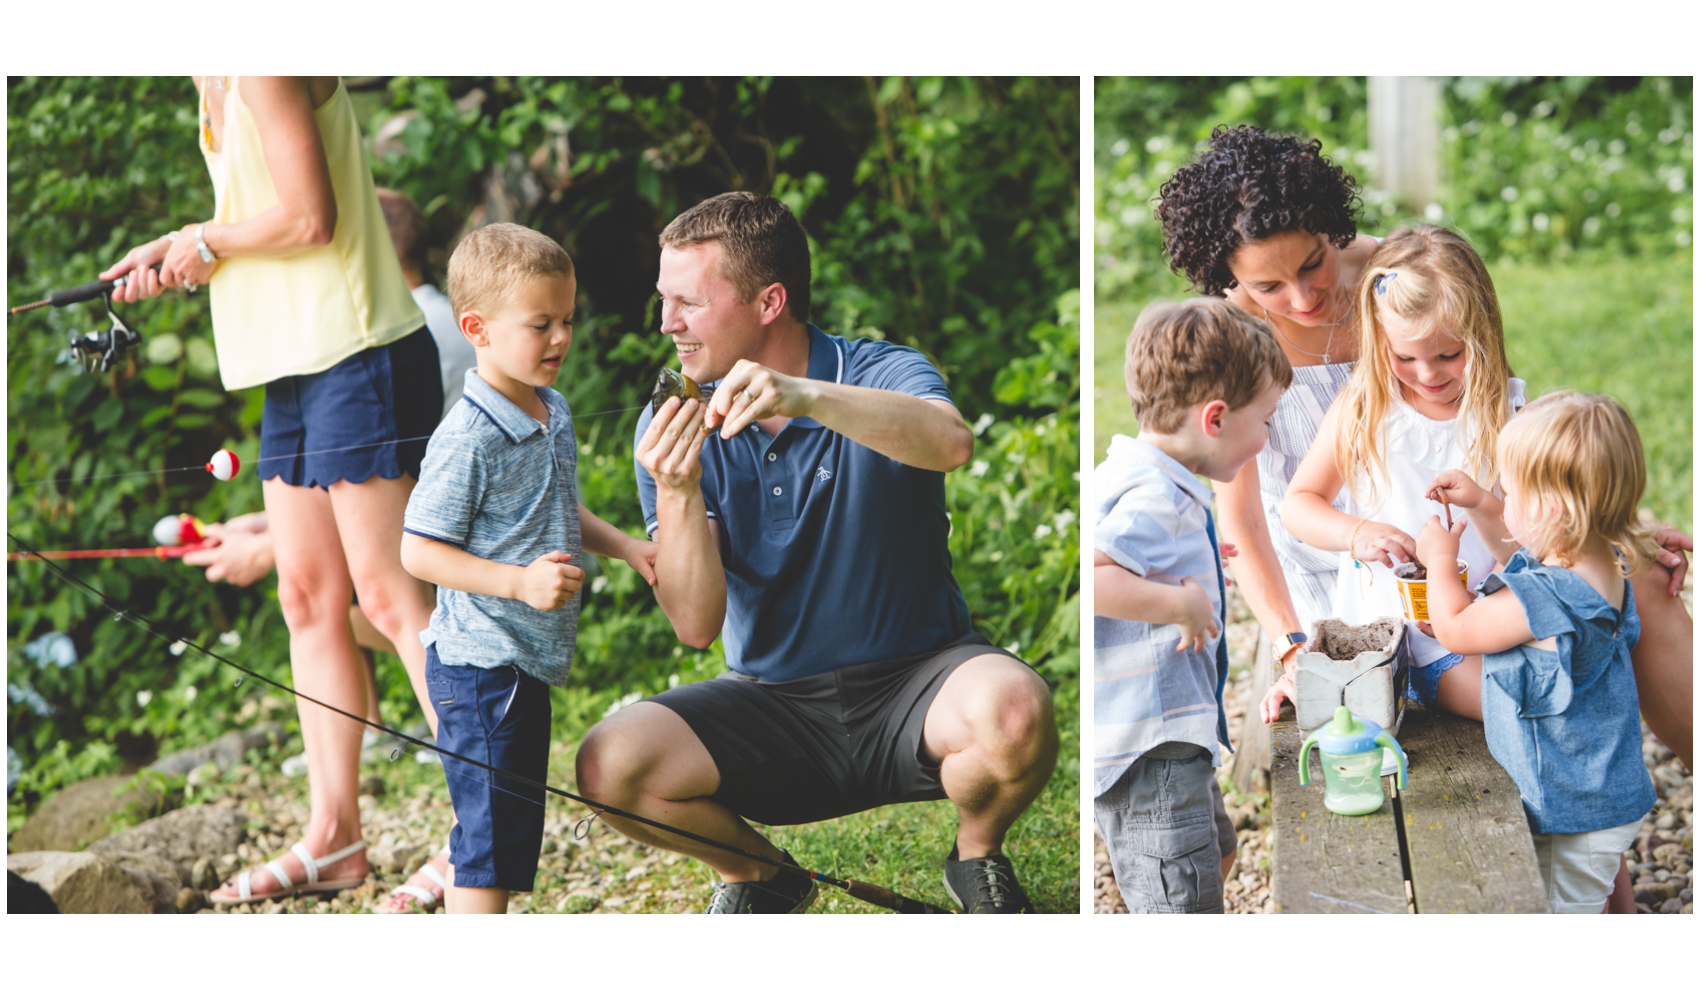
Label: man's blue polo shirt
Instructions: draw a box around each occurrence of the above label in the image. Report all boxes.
[635,325,972,683]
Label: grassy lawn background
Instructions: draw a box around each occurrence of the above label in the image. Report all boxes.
[1093,252,1693,533]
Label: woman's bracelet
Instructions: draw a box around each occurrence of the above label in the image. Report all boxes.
[1347,517,1371,562]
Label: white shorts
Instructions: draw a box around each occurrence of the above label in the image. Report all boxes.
[1530,818,1640,914]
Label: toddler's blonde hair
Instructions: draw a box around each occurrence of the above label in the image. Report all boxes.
[1499,391,1659,578]
[447,223,575,320]
[1335,225,1513,508]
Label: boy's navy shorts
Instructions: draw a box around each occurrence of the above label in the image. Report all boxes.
[257,326,441,488]
[425,646,552,892]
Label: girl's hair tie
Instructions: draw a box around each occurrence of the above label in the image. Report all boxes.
[1374,272,1398,295]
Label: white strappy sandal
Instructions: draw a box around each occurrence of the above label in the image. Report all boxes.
[209,839,368,905]
[383,844,451,913]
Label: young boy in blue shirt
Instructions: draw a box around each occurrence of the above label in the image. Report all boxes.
[1093,298,1291,912]
[401,223,656,914]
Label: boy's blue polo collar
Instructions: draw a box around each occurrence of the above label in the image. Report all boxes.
[459,369,564,444]
[1110,434,1215,507]
[704,324,844,431]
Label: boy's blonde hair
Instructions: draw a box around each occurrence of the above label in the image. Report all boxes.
[1125,297,1293,434]
[1335,225,1513,508]
[447,223,575,320]
[1499,391,1660,578]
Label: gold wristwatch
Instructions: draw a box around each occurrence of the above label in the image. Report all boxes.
[1271,631,1307,669]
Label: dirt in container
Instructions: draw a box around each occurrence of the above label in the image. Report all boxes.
[1305,617,1400,660]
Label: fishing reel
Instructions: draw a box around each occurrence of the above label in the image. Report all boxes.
[9,265,157,374]
[67,292,143,374]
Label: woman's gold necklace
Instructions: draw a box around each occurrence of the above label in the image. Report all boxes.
[1265,292,1350,365]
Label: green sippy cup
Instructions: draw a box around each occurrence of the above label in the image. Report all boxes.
[1298,706,1408,816]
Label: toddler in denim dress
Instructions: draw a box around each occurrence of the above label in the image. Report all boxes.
[1415,392,1658,913]
[400,225,656,914]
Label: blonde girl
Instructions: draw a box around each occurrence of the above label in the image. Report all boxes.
[1282,225,1524,718]
[1412,393,1658,913]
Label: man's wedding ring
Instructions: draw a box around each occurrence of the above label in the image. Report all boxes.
[744,389,757,403]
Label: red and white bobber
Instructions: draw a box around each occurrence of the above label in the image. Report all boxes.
[206,449,241,481]
[152,513,209,547]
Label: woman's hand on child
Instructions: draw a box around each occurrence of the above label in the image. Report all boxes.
[518,551,582,611]
[1651,524,1693,597]
[1415,515,1467,573]
[1351,520,1416,568]
[622,538,659,587]
[1426,469,1498,514]
[1173,576,1220,653]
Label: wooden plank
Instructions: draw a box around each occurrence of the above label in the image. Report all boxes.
[1229,630,1272,796]
[1395,707,1550,914]
[1269,701,1407,913]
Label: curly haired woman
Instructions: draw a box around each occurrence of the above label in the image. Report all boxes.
[1156,125,1692,768]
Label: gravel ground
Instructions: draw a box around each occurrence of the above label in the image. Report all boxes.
[188,739,713,914]
[1095,579,1695,916]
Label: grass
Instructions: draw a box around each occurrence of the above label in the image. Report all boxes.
[1093,252,1693,531]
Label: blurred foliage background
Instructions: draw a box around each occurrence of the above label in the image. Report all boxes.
[1094,76,1692,530]
[7,76,1081,846]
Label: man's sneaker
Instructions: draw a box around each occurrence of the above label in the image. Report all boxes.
[942,844,1033,913]
[704,851,820,914]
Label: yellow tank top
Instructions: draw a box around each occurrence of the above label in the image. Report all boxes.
[200,78,423,390]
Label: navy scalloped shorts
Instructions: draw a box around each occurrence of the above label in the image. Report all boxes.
[257,326,440,488]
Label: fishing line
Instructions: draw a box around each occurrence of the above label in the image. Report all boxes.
[10,404,648,490]
[7,531,953,914]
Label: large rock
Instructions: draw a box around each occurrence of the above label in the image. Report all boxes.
[7,851,152,913]
[95,850,191,913]
[89,804,248,868]
[10,774,182,852]
[149,724,289,777]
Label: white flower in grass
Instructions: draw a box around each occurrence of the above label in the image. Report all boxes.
[970,460,990,478]
[169,640,188,656]
[971,413,995,436]
[592,575,609,594]
[218,631,241,648]
[1053,510,1076,531]
[184,685,198,703]
[136,690,153,707]
[1034,524,1054,540]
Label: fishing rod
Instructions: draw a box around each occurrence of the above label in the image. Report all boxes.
[6,531,955,914]
[9,264,166,374]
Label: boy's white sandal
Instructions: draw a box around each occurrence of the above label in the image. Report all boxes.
[383,844,452,913]
[209,839,368,905]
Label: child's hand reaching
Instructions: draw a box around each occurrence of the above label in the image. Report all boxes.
[519,551,583,611]
[1425,469,1500,516]
[622,538,659,587]
[1415,515,1466,576]
[1350,520,1417,568]
[1173,576,1220,653]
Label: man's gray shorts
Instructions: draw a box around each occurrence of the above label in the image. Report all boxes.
[645,632,1023,827]
[1094,743,1236,913]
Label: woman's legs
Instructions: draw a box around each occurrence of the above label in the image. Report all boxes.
[327,473,455,912]
[327,475,436,734]
[1630,565,1692,770]
[216,478,370,896]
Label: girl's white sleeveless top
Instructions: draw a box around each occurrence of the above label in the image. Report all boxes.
[1331,378,1527,665]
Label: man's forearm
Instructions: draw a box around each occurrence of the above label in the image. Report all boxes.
[802,384,973,472]
[651,485,726,648]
